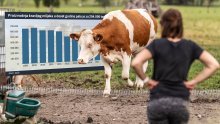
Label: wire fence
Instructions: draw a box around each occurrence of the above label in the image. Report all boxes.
[7,87,220,102]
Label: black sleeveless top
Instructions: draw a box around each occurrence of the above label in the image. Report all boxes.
[146,38,204,100]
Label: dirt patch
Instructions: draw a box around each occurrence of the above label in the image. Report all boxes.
[25,92,220,124]
[3,75,220,124]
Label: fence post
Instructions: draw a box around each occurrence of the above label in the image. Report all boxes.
[0,8,15,86]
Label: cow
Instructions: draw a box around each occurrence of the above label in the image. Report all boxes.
[70,9,157,96]
[12,75,40,88]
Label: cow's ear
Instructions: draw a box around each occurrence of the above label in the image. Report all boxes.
[70,33,80,41]
[93,33,103,42]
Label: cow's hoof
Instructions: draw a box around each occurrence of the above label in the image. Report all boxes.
[103,90,110,97]
[136,82,144,89]
[0,114,7,122]
[14,84,23,90]
[103,93,110,97]
[128,79,134,87]
[23,116,37,124]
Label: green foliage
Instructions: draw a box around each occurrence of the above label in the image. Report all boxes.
[33,0,41,8]
[81,0,88,2]
[43,0,60,7]
[162,0,219,6]
[0,0,4,6]
[64,0,69,5]
[95,0,111,7]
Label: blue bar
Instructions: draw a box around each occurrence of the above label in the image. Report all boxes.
[22,29,29,64]
[40,30,46,63]
[95,55,100,61]
[48,30,54,63]
[31,28,37,63]
[64,36,70,62]
[56,31,62,62]
[72,40,78,61]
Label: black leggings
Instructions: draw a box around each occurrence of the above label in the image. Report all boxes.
[147,97,189,124]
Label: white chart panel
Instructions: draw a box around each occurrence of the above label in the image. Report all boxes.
[5,12,105,75]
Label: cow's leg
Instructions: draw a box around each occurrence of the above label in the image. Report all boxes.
[122,53,134,87]
[101,57,112,97]
[135,61,148,88]
[14,75,24,89]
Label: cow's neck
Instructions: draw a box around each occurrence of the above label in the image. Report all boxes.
[100,49,126,65]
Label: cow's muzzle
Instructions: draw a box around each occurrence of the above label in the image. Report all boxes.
[78,59,86,64]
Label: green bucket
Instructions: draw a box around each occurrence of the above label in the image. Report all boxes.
[16,98,41,117]
[5,90,25,119]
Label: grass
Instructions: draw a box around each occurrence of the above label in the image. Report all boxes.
[2,0,122,13]
[4,4,220,90]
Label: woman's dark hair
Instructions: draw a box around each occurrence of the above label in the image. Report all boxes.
[160,9,183,38]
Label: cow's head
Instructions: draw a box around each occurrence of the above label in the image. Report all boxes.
[70,29,103,64]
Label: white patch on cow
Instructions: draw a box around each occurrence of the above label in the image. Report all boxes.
[103,10,134,48]
[134,9,156,44]
[101,56,112,97]
[0,112,7,122]
[102,50,123,64]
[24,117,37,124]
[135,61,148,88]
[102,50,134,87]
[131,42,145,55]
[0,106,2,115]
[14,75,24,88]
[77,29,101,63]
[121,51,131,79]
[121,51,134,86]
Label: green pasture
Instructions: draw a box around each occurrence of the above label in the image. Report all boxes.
[2,0,122,13]
[7,4,220,90]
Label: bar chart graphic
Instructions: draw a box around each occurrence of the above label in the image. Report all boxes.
[5,12,104,75]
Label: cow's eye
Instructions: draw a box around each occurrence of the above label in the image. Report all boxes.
[88,43,92,48]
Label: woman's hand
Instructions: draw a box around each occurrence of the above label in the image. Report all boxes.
[146,79,159,90]
[184,80,197,90]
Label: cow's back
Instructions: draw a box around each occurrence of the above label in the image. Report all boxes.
[122,9,157,46]
[93,9,157,55]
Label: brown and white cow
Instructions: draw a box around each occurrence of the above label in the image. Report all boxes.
[13,75,40,88]
[70,9,157,96]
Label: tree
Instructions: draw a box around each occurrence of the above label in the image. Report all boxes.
[17,0,23,8]
[43,0,60,12]
[0,0,4,6]
[95,0,111,7]
[199,0,205,6]
[34,0,41,8]
[6,0,13,6]
[79,0,88,6]
[207,0,214,7]
[165,0,173,5]
[64,0,69,5]
[177,0,187,5]
[112,0,123,6]
[194,0,205,6]
[43,0,60,7]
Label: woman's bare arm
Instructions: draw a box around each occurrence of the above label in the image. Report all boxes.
[131,49,152,80]
[185,51,220,90]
